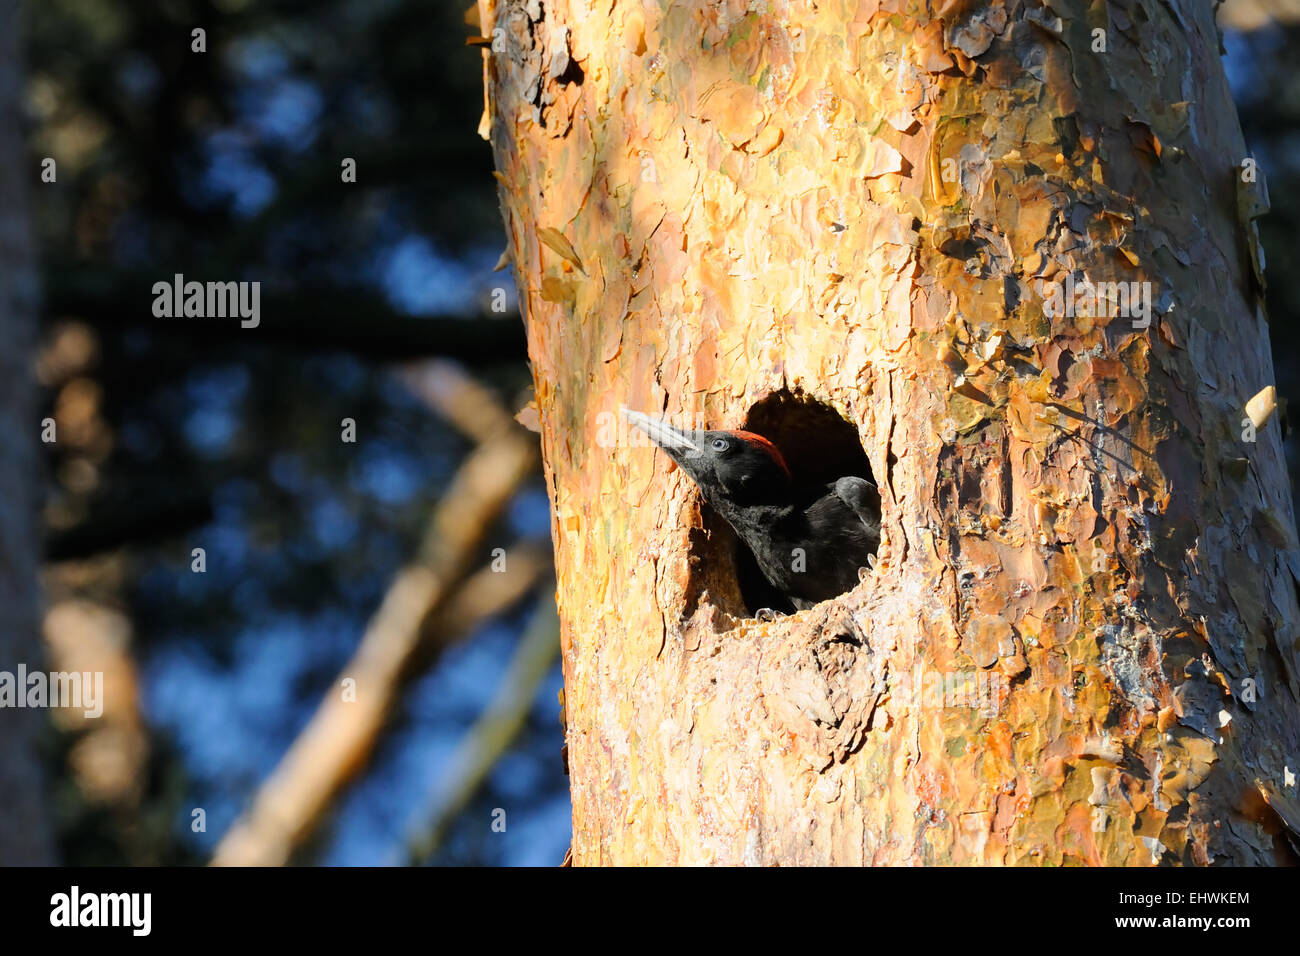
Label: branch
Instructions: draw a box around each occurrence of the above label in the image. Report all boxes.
[409,541,553,676]
[397,360,521,443]
[405,594,561,864]
[211,426,539,866]
[44,362,525,561]
[1218,0,1300,30]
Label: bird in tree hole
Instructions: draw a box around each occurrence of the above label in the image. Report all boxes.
[622,408,881,612]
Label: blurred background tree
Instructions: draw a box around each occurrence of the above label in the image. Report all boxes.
[1,0,56,868]
[9,0,1300,865]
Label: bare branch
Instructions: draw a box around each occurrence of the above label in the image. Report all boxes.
[398,360,520,443]
[406,594,561,864]
[212,420,538,866]
[1218,0,1300,30]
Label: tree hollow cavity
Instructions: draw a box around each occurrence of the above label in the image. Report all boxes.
[685,391,877,621]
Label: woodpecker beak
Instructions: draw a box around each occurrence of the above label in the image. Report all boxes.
[620,408,701,470]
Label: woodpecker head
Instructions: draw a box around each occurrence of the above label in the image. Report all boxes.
[621,408,792,506]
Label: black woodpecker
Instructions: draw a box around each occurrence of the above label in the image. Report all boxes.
[622,408,881,610]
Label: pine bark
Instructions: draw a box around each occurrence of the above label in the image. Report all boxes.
[478,0,1300,864]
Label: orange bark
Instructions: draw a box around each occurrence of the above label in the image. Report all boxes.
[479,0,1300,864]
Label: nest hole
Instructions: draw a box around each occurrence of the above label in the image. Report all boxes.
[685,391,876,620]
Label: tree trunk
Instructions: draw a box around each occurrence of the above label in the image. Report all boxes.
[0,0,56,866]
[478,0,1300,864]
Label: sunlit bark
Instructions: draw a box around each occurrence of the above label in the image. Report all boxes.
[480,0,1300,864]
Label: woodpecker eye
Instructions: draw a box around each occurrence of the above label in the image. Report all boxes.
[711,437,729,453]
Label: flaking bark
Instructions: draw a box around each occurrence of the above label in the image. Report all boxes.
[478,0,1300,864]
